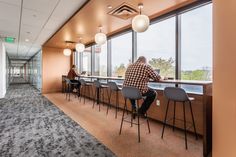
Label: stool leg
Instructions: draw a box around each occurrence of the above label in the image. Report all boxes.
[93,88,97,108]
[115,91,119,118]
[106,89,111,115]
[79,86,83,102]
[83,86,86,104]
[65,84,68,100]
[173,101,176,131]
[131,108,133,127]
[189,101,198,140]
[102,88,105,105]
[98,88,101,112]
[119,98,127,135]
[146,112,151,133]
[68,84,71,101]
[161,100,170,138]
[183,102,188,149]
[137,101,141,142]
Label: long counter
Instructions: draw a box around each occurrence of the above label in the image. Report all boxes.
[77,75,212,157]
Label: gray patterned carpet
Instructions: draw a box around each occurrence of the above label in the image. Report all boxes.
[0,84,116,157]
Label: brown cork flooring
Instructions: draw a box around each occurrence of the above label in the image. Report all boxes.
[45,93,203,157]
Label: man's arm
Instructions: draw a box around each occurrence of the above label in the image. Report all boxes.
[146,65,161,82]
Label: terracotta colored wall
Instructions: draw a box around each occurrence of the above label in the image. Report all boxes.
[213,1,236,157]
[42,47,71,93]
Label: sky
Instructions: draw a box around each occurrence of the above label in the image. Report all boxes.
[109,3,212,71]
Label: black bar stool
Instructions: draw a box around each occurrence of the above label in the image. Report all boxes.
[93,80,108,111]
[106,81,121,118]
[161,87,198,149]
[79,79,93,104]
[64,78,79,101]
[119,86,151,142]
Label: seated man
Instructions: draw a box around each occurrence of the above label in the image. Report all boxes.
[123,56,161,117]
[67,65,81,96]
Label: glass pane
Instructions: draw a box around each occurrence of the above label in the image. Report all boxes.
[82,47,92,75]
[137,17,176,79]
[181,4,212,81]
[111,32,132,77]
[95,43,107,76]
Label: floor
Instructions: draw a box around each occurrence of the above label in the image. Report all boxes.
[0,84,115,157]
[45,92,203,157]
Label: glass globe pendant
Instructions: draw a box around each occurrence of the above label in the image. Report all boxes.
[132,3,150,33]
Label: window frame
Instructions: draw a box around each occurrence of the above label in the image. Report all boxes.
[73,0,212,80]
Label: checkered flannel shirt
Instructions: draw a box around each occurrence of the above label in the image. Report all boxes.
[123,61,161,94]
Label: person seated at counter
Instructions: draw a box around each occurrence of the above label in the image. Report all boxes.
[123,56,161,117]
[67,64,81,96]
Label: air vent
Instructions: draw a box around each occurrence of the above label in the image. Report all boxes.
[108,2,138,20]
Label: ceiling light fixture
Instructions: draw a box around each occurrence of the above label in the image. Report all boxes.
[75,37,85,52]
[132,3,150,33]
[95,26,107,46]
[63,41,72,56]
[107,5,112,9]
[25,39,29,42]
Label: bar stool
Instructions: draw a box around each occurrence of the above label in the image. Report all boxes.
[106,81,121,118]
[161,87,198,149]
[64,78,79,101]
[93,80,108,111]
[79,79,93,104]
[119,86,151,142]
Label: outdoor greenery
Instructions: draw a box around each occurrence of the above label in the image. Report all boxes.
[148,57,175,78]
[113,57,212,81]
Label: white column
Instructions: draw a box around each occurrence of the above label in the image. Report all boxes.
[0,42,6,98]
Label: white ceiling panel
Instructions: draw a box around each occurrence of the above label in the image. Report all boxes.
[22,9,49,29]
[0,0,21,6]
[23,0,59,14]
[0,0,87,63]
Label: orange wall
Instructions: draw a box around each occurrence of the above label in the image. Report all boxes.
[42,47,71,93]
[213,1,236,157]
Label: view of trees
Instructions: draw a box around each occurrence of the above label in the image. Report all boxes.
[113,57,212,81]
[148,57,175,78]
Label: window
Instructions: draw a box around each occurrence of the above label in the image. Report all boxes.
[137,17,176,78]
[82,47,92,75]
[94,43,107,76]
[111,32,132,77]
[180,4,212,81]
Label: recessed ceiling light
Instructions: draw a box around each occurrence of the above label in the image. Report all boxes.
[25,39,29,42]
[107,5,112,9]
[26,31,31,34]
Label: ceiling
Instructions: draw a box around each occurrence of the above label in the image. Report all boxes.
[44,0,196,49]
[0,0,87,67]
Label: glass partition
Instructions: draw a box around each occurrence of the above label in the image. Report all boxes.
[180,4,212,81]
[82,47,92,75]
[94,43,107,76]
[137,17,176,79]
[111,32,132,77]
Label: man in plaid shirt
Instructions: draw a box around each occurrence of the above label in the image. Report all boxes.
[123,56,161,116]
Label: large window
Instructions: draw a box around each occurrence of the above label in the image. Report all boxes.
[111,32,132,77]
[180,4,212,81]
[82,47,92,75]
[137,17,176,78]
[94,43,107,76]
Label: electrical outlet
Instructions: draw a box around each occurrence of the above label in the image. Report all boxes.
[156,99,160,106]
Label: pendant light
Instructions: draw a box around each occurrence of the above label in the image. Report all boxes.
[132,3,150,33]
[95,26,107,46]
[63,41,72,56]
[75,37,85,52]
